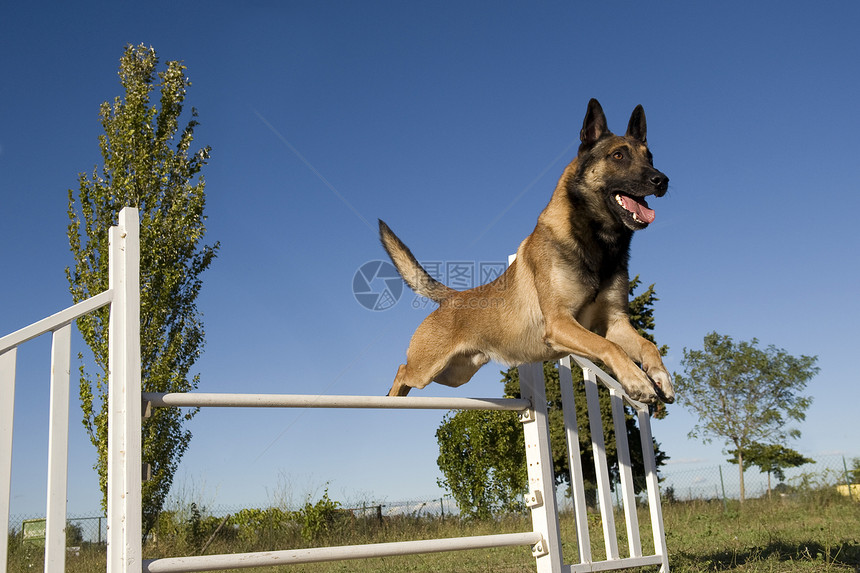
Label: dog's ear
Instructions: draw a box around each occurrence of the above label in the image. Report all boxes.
[580,98,608,149]
[626,104,647,143]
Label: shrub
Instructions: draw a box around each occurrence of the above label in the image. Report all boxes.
[298,487,342,543]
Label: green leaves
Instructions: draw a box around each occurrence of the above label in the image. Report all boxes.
[727,442,815,482]
[66,44,218,537]
[674,332,818,500]
[675,332,817,447]
[297,487,342,542]
[435,408,528,520]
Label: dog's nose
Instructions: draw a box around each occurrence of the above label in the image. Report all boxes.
[650,173,669,195]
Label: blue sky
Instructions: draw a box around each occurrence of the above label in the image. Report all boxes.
[2,1,859,517]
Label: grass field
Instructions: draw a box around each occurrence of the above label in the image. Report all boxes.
[8,488,859,572]
[660,493,859,571]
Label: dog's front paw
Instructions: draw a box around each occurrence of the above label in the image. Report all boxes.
[644,364,675,404]
[616,364,659,404]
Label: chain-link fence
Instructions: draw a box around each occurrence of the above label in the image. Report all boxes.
[194,496,460,521]
[659,453,857,502]
[8,497,461,546]
[9,454,856,541]
[343,497,456,518]
[8,498,457,551]
[7,514,107,547]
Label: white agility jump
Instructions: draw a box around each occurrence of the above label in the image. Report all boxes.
[1,207,668,573]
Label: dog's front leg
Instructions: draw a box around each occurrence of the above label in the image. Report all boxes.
[605,317,675,403]
[542,313,660,404]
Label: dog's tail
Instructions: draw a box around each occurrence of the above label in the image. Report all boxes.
[378,220,456,303]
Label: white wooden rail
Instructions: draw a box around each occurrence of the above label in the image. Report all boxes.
[1,206,669,572]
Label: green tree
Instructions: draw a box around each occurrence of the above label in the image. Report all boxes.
[65,522,84,546]
[436,278,669,518]
[436,408,528,519]
[674,332,818,502]
[66,44,218,537]
[726,442,814,498]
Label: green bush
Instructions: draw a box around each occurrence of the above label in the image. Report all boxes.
[230,507,295,545]
[297,487,342,542]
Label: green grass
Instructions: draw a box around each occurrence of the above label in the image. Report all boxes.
[8,490,859,572]
[662,492,860,571]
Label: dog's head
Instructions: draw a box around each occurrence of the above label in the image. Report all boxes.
[576,99,669,231]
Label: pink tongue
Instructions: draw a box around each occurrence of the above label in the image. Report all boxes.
[620,195,655,224]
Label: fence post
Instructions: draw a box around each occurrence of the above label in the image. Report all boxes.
[518,362,563,573]
[107,207,142,573]
[557,356,592,564]
[0,348,17,572]
[609,385,642,558]
[45,324,72,571]
[636,408,669,572]
[582,366,619,559]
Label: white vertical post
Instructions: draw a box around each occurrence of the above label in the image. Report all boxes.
[557,356,592,564]
[107,207,142,572]
[45,324,72,572]
[0,348,17,573]
[107,217,122,571]
[583,367,619,560]
[609,388,641,557]
[637,409,669,572]
[518,362,563,573]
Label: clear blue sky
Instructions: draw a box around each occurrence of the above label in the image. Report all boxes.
[2,1,859,517]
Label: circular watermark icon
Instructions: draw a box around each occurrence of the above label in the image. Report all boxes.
[352,260,403,311]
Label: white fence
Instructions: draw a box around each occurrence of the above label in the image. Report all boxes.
[1,207,668,573]
[1,208,140,573]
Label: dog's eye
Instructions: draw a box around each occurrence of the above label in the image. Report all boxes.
[612,151,624,160]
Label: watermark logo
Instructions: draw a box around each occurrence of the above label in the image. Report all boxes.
[352,259,508,311]
[352,260,404,311]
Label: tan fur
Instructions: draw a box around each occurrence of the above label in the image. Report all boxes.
[380,99,675,404]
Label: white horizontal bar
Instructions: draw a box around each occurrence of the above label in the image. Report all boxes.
[143,531,542,572]
[0,290,113,353]
[567,354,647,411]
[566,554,665,572]
[142,392,531,412]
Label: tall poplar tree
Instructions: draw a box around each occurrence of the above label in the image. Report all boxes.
[66,44,218,536]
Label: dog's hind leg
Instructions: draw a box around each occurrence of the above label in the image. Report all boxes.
[387,352,487,397]
[387,360,441,397]
[388,364,412,396]
[434,352,489,388]
[387,304,490,396]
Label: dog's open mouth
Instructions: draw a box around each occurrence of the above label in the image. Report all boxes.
[614,193,655,225]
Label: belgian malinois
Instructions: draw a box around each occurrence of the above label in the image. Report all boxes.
[379,98,674,404]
